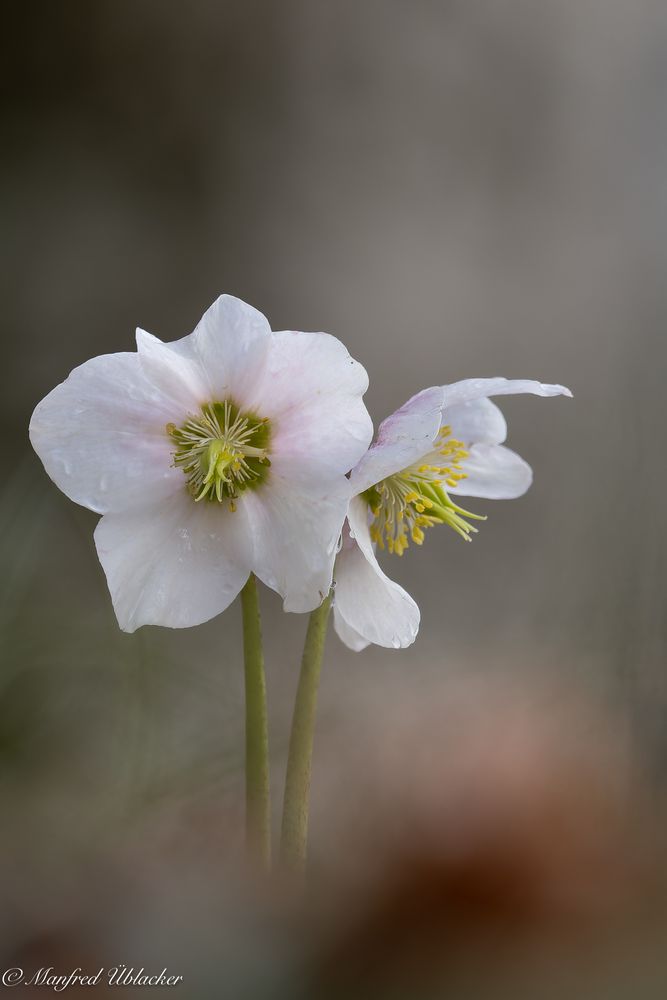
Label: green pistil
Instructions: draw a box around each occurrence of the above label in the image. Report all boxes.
[366,472,487,554]
[168,400,271,505]
[418,482,486,542]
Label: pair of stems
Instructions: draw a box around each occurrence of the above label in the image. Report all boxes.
[240,574,331,872]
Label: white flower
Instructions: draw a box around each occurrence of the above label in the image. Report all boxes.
[30,295,373,632]
[333,378,572,652]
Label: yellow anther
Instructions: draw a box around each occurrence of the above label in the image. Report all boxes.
[361,425,485,554]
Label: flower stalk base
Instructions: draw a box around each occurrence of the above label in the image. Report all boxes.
[280,592,332,872]
[240,574,271,868]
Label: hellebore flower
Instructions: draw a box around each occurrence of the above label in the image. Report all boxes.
[30,295,373,631]
[333,378,572,651]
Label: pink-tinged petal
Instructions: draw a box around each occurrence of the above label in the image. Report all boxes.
[94,490,253,632]
[450,444,533,500]
[333,605,371,652]
[333,498,420,649]
[350,386,445,495]
[443,397,508,446]
[242,460,352,613]
[247,330,373,476]
[29,352,183,515]
[442,378,572,410]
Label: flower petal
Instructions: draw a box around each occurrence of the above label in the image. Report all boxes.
[442,377,572,409]
[450,443,533,500]
[29,352,183,514]
[443,397,508,445]
[333,605,371,653]
[247,330,373,476]
[333,498,420,649]
[242,460,352,613]
[136,295,273,415]
[350,386,445,495]
[94,490,253,632]
[189,294,272,406]
[135,328,209,421]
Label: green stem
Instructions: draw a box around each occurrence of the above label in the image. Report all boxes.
[240,573,271,868]
[280,592,332,872]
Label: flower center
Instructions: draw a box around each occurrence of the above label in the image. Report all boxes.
[167,400,271,507]
[361,425,486,554]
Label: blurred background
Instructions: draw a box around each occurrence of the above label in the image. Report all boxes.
[2,1,667,996]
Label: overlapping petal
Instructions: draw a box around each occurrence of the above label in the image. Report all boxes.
[94,490,253,632]
[349,386,445,495]
[443,397,507,446]
[333,498,420,650]
[135,295,272,415]
[189,294,273,406]
[243,458,353,613]
[248,330,373,476]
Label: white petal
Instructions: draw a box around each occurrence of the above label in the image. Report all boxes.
[189,294,272,406]
[247,330,373,476]
[333,499,420,649]
[137,295,273,415]
[136,328,209,421]
[442,377,572,409]
[94,490,253,632]
[450,444,533,499]
[350,386,445,495]
[242,460,351,613]
[29,352,183,514]
[333,605,371,652]
[443,397,508,445]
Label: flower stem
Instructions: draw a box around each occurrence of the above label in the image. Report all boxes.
[240,573,271,868]
[280,592,332,872]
